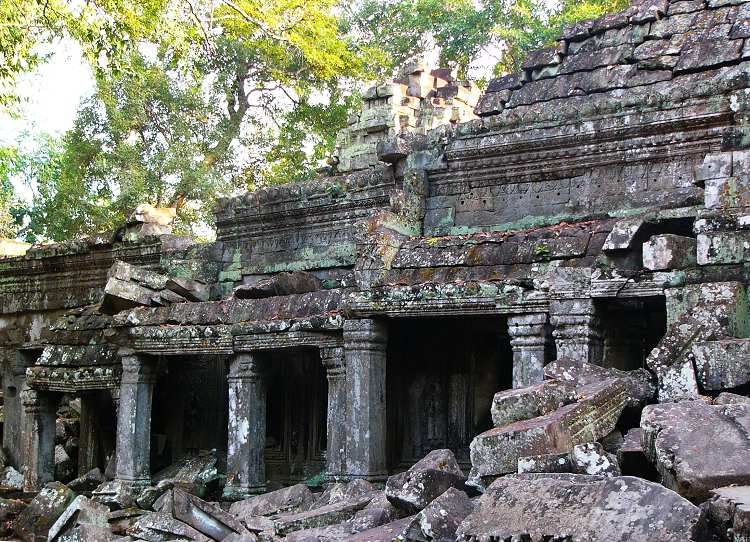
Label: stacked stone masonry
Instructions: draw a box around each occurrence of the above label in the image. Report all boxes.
[1,0,750,539]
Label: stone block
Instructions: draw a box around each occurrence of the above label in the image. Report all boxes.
[544,357,656,408]
[570,442,621,476]
[128,512,213,542]
[468,379,627,485]
[455,474,704,541]
[517,452,572,474]
[490,380,576,427]
[47,495,109,542]
[13,482,76,542]
[697,230,750,264]
[229,484,314,519]
[695,152,733,182]
[704,486,750,541]
[715,392,750,405]
[165,277,209,302]
[171,488,252,541]
[642,234,697,270]
[272,498,371,536]
[403,487,473,542]
[347,516,414,541]
[674,38,743,73]
[705,176,750,209]
[641,401,750,501]
[385,449,466,514]
[692,339,750,390]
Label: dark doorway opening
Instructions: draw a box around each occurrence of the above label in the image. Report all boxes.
[599,297,667,371]
[386,316,512,472]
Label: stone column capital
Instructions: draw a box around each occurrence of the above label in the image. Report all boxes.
[228,353,266,382]
[320,346,345,372]
[20,387,41,410]
[120,354,157,385]
[343,319,388,350]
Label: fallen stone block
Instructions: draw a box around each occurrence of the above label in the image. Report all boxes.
[490,380,576,427]
[101,277,157,315]
[108,508,148,536]
[385,449,467,513]
[600,428,624,454]
[455,474,706,542]
[469,379,627,485]
[517,452,572,474]
[229,484,314,519]
[347,516,414,542]
[692,339,750,390]
[0,497,26,523]
[68,468,105,494]
[704,486,750,542]
[312,479,378,508]
[48,495,109,541]
[403,487,473,542]
[641,400,750,502]
[714,392,750,405]
[570,442,621,477]
[617,428,658,480]
[128,511,213,541]
[350,492,400,534]
[55,444,76,483]
[272,497,371,536]
[171,488,252,541]
[544,357,656,408]
[0,466,25,491]
[152,450,221,498]
[233,271,323,299]
[642,234,697,270]
[13,481,77,542]
[165,277,209,302]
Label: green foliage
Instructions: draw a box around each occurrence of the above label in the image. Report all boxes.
[347,0,629,77]
[0,147,22,238]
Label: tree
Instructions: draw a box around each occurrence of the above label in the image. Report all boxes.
[346,0,629,79]
[6,1,374,240]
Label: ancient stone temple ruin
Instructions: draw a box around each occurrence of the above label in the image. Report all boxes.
[2,0,750,540]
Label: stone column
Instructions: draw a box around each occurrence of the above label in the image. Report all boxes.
[344,319,388,481]
[21,387,56,491]
[320,346,346,482]
[115,353,157,490]
[223,353,267,500]
[507,313,551,388]
[3,351,34,467]
[550,299,604,365]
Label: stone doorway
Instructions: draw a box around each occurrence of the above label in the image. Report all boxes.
[600,297,667,371]
[264,348,328,489]
[386,316,512,471]
[150,356,229,474]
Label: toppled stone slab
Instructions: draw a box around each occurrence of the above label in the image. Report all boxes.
[0,466,25,491]
[272,497,372,536]
[490,380,576,427]
[152,450,221,498]
[544,357,656,408]
[170,488,252,541]
[456,474,705,542]
[13,482,77,542]
[108,508,148,536]
[704,486,750,542]
[68,468,105,494]
[404,487,473,542]
[641,400,750,502]
[347,516,415,542]
[48,495,109,541]
[469,379,627,485]
[128,511,213,541]
[385,449,467,513]
[313,480,377,508]
[692,339,750,390]
[642,234,697,270]
[165,277,209,302]
[233,271,323,299]
[350,492,400,534]
[229,484,314,519]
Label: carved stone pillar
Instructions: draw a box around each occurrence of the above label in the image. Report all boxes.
[223,353,267,500]
[3,351,33,467]
[507,313,551,388]
[550,299,604,365]
[344,319,388,481]
[321,346,346,482]
[115,353,157,490]
[21,387,56,491]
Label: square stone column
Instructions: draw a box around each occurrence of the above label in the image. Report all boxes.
[320,346,346,482]
[21,387,57,491]
[115,353,157,491]
[550,299,604,365]
[223,353,267,500]
[3,351,34,467]
[343,319,388,481]
[507,313,552,388]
